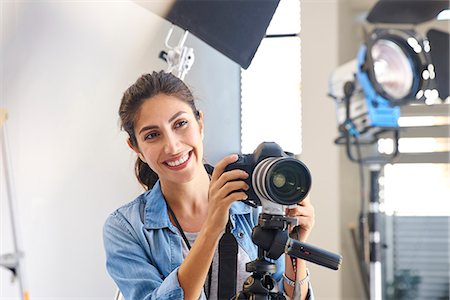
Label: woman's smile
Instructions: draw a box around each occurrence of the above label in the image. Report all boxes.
[164,150,192,170]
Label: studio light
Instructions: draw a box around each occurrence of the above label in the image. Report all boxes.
[330,0,449,142]
[329,2,450,300]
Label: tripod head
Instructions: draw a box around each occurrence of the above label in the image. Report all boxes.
[234,213,342,299]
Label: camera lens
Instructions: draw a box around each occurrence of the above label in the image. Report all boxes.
[272,173,287,188]
[253,157,311,205]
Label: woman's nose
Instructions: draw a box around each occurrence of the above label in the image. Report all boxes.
[163,133,181,154]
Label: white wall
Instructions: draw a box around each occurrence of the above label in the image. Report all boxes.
[337,2,374,299]
[0,1,239,298]
[335,2,364,299]
[300,1,342,299]
[302,1,376,299]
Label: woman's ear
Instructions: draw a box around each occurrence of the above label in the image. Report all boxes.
[127,138,146,163]
[198,111,204,139]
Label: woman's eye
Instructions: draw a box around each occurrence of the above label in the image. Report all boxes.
[175,120,188,128]
[145,132,159,140]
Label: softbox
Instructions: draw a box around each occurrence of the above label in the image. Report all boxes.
[135,0,280,69]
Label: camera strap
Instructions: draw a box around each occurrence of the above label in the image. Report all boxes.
[218,219,238,299]
[165,203,213,298]
[205,163,239,298]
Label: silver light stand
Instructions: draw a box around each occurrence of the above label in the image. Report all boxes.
[368,164,382,300]
[329,74,400,300]
[0,108,29,300]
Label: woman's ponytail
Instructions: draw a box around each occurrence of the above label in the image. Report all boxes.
[135,158,159,190]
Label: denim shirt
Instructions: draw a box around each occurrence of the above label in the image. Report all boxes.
[103,181,313,299]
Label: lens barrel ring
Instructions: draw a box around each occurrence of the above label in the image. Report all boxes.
[252,157,311,206]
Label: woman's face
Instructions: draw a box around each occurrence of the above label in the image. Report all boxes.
[131,93,204,185]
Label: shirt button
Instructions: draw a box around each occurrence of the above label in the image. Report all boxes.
[238,232,244,239]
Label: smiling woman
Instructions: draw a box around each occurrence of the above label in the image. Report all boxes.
[129,93,205,185]
[103,71,315,300]
[119,71,202,190]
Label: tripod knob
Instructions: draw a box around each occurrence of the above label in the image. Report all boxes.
[245,258,277,274]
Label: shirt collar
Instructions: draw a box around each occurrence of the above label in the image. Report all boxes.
[143,181,173,230]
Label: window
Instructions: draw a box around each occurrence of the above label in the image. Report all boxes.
[240,0,301,154]
[381,108,450,299]
[383,163,450,216]
[382,112,450,216]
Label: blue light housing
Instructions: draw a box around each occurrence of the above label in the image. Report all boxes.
[356,45,401,128]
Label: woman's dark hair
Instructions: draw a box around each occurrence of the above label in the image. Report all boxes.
[119,71,200,190]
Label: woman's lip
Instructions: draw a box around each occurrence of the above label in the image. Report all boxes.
[164,151,192,169]
[164,151,190,164]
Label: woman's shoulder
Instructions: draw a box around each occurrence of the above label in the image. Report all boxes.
[103,192,155,255]
[105,190,151,227]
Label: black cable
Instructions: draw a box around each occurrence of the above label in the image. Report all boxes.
[354,134,371,299]
[341,80,370,297]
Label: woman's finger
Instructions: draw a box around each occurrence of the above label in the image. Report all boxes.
[210,154,239,182]
[214,169,248,188]
[286,204,314,218]
[284,195,315,242]
[223,191,249,206]
[217,180,249,197]
[298,195,312,206]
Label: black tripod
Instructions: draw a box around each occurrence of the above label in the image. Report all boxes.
[234,213,342,300]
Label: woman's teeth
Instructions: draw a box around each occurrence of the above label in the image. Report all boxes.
[166,153,189,167]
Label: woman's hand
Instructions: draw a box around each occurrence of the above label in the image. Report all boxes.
[285,195,315,242]
[205,154,249,236]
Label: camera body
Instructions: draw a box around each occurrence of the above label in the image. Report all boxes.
[225,142,311,214]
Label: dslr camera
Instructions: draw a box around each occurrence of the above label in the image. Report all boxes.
[226,142,311,215]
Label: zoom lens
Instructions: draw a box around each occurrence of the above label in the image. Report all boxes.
[252,157,311,205]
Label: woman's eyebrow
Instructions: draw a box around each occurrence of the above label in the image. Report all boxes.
[168,111,187,123]
[138,124,157,135]
[138,111,187,135]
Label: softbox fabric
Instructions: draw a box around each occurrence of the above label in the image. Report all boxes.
[139,0,279,69]
[428,29,450,99]
[367,0,449,24]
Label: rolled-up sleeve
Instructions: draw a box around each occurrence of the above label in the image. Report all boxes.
[103,213,183,300]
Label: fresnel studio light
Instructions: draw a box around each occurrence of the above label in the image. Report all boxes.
[330,0,449,163]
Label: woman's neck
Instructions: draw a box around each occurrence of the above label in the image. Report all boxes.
[160,166,210,230]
